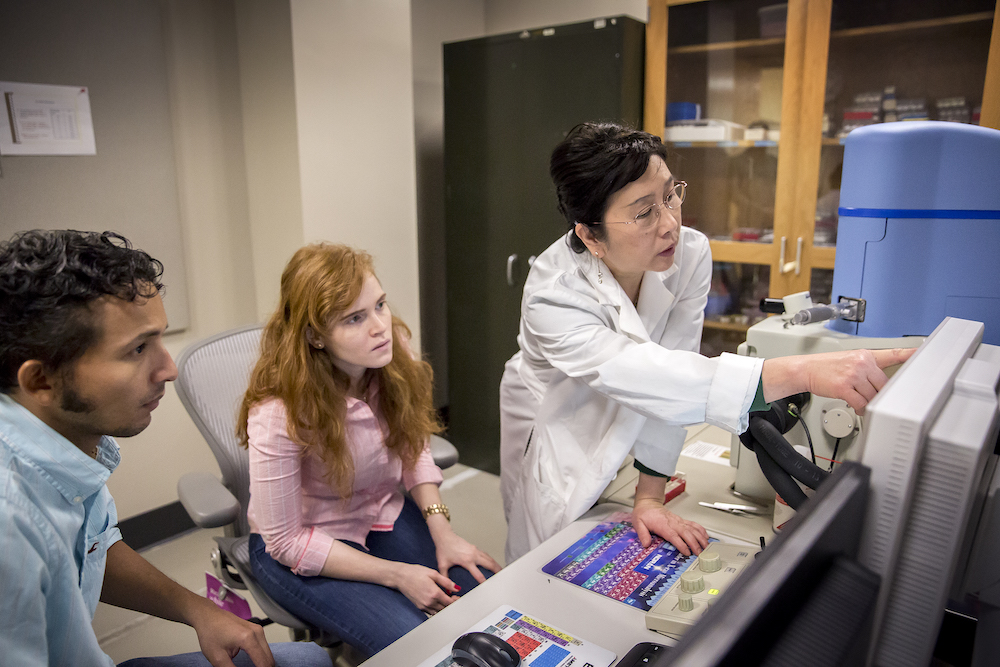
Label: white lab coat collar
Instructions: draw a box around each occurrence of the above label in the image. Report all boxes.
[571,247,621,305]
[572,251,649,342]
[637,267,679,342]
[570,243,680,344]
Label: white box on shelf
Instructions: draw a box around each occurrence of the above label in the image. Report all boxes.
[744,127,780,142]
[665,119,746,142]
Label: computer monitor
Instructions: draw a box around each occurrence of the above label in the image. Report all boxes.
[653,317,1000,667]
[657,462,877,667]
[855,317,1000,667]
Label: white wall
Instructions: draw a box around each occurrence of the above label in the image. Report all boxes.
[234,0,305,321]
[0,0,192,331]
[289,0,424,346]
[0,0,260,518]
[107,0,262,518]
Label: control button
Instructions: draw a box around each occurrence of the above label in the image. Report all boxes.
[678,593,694,612]
[680,569,705,593]
[699,550,721,573]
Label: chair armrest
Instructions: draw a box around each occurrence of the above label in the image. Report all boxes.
[177,471,241,529]
[430,434,459,470]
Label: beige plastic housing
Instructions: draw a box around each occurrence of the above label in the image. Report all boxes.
[644,542,760,639]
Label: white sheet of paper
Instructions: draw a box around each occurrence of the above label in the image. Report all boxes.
[416,604,616,667]
[681,440,732,466]
[1,81,96,155]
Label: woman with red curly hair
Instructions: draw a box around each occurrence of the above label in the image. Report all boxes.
[239,243,498,658]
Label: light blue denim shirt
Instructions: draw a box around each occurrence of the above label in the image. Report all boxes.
[0,393,122,666]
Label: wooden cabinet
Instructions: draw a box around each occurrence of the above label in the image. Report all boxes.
[644,0,1000,353]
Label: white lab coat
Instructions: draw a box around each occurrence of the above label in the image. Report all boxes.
[499,230,763,562]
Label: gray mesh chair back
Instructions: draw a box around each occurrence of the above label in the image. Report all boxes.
[174,324,263,537]
[174,322,459,635]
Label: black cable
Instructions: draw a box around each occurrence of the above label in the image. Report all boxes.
[750,418,829,490]
[755,445,808,509]
[830,438,841,472]
[788,402,816,465]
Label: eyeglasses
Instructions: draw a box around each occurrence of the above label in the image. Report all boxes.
[594,181,687,230]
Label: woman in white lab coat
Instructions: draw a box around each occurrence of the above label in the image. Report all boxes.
[499,122,911,563]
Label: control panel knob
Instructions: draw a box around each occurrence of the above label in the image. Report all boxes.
[680,569,705,593]
[699,550,722,573]
[822,406,858,439]
[678,593,694,612]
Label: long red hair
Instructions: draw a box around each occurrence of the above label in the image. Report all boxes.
[238,243,442,496]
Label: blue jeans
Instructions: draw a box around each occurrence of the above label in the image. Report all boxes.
[117,641,331,666]
[249,496,491,658]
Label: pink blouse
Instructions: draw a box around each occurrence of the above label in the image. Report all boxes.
[246,391,443,576]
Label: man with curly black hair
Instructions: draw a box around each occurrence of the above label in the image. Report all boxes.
[0,230,331,666]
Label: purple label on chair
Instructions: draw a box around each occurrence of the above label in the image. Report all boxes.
[206,572,253,620]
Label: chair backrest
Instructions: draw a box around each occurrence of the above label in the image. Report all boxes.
[175,324,264,536]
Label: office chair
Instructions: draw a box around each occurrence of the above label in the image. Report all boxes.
[174,323,459,637]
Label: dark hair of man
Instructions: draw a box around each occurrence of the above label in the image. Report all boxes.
[0,230,164,394]
[550,122,670,253]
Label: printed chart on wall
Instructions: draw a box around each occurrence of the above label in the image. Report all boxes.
[541,514,715,612]
[416,605,615,667]
[0,81,96,155]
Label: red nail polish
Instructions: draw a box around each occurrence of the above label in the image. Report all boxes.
[454,585,462,592]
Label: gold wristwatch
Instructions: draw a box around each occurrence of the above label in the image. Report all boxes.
[422,503,451,521]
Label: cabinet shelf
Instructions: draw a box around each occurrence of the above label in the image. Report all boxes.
[708,239,773,266]
[703,319,753,333]
[669,36,785,55]
[830,11,993,41]
[666,11,993,56]
[669,140,779,148]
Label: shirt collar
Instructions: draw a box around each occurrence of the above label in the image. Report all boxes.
[0,393,120,504]
[345,375,380,411]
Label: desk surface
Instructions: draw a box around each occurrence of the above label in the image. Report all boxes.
[660,424,774,545]
[360,503,661,666]
[361,425,776,666]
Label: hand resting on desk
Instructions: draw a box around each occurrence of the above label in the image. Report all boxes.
[632,470,709,556]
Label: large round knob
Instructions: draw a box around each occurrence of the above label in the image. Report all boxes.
[678,593,694,612]
[822,406,857,438]
[699,550,721,573]
[680,569,705,593]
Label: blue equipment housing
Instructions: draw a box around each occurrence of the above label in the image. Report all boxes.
[828,121,1000,345]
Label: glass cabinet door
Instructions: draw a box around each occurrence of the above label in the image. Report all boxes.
[647,0,801,349]
[646,0,999,352]
[812,0,997,303]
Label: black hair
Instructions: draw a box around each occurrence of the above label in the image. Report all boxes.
[550,122,670,253]
[0,230,164,393]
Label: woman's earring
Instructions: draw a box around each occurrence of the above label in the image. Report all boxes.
[593,251,604,283]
